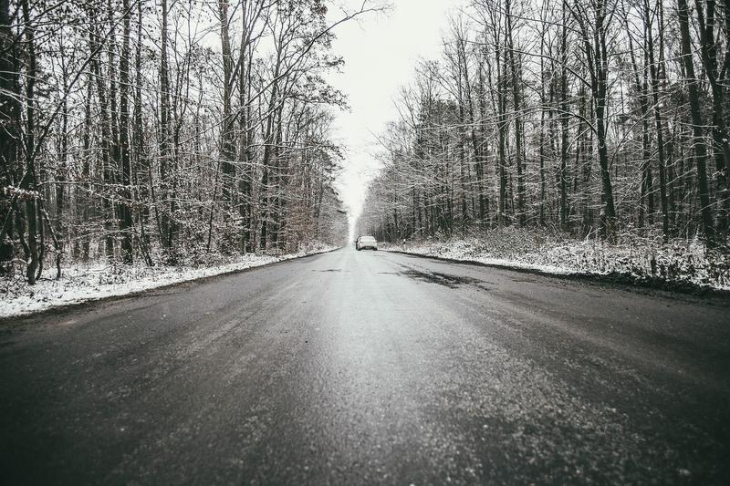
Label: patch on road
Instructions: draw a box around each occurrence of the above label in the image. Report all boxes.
[400,268,487,290]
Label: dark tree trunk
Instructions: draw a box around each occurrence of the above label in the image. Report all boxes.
[506,0,525,226]
[0,0,21,273]
[568,0,617,238]
[696,0,730,235]
[644,0,670,239]
[158,0,174,259]
[21,0,40,284]
[119,0,134,263]
[678,0,716,244]
[559,10,570,231]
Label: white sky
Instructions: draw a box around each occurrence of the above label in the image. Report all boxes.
[326,0,467,234]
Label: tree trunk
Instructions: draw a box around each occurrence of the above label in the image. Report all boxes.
[0,0,21,274]
[506,0,525,226]
[21,0,40,284]
[677,0,716,244]
[219,0,236,211]
[159,0,173,259]
[695,0,730,235]
[644,0,670,239]
[119,0,134,263]
[592,0,617,239]
[560,7,570,231]
[89,11,115,260]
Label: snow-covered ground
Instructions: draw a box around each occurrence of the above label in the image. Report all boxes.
[0,246,338,319]
[386,229,730,292]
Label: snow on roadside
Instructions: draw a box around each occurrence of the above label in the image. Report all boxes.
[385,230,730,292]
[0,246,338,319]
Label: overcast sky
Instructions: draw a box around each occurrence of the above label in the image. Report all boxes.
[326,0,467,232]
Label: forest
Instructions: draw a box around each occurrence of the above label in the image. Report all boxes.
[358,0,730,258]
[0,0,371,285]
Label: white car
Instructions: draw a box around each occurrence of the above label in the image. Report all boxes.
[356,235,378,251]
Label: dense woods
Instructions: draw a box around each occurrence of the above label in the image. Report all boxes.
[0,0,367,284]
[358,0,730,251]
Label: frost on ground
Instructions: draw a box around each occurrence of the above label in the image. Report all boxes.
[389,228,730,292]
[0,244,337,319]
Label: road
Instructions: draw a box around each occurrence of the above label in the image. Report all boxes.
[1,248,729,485]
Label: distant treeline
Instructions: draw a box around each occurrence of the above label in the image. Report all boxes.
[359,0,730,248]
[0,0,376,283]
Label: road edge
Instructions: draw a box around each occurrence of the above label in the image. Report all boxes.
[0,247,343,324]
[384,249,730,304]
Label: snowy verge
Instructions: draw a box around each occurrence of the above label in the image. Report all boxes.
[383,229,730,294]
[0,246,338,319]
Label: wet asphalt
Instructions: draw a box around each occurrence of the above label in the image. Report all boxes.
[0,248,729,485]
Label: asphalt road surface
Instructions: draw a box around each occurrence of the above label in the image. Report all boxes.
[1,249,729,485]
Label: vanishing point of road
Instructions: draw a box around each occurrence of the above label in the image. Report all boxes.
[1,249,729,485]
